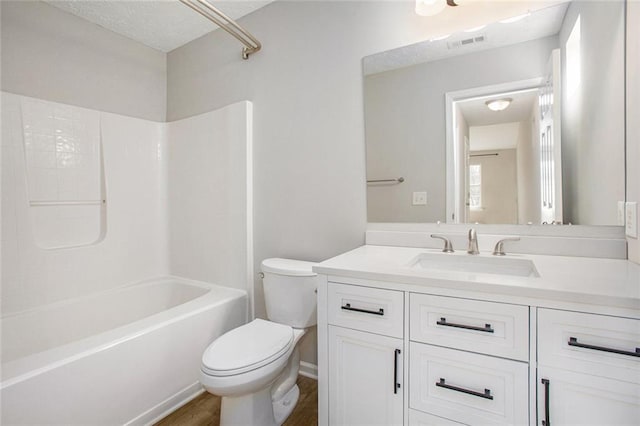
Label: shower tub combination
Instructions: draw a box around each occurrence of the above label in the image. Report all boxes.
[1,277,247,425]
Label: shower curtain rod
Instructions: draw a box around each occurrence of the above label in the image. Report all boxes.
[180,0,262,59]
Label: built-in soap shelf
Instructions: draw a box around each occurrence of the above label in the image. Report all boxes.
[20,96,106,249]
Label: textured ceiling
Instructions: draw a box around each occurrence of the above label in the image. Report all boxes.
[363,2,569,76]
[43,0,273,52]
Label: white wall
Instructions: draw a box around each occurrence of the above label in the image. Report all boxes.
[559,0,625,225]
[627,0,640,264]
[168,102,253,295]
[363,36,557,223]
[0,1,166,122]
[468,149,518,224]
[1,93,169,314]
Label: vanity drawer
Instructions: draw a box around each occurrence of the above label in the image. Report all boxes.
[410,294,529,361]
[328,282,403,338]
[409,342,529,426]
[538,308,640,383]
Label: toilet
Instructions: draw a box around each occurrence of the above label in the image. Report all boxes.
[199,258,318,426]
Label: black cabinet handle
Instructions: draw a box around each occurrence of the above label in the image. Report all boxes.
[541,378,550,426]
[435,378,493,400]
[341,303,384,316]
[568,337,640,357]
[393,349,401,394]
[437,317,494,333]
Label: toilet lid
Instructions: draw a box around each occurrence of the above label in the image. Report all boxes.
[261,258,317,277]
[201,319,294,376]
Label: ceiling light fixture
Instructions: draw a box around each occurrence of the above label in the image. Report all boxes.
[415,0,459,17]
[485,98,513,111]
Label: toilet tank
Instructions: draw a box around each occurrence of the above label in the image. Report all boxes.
[261,258,318,328]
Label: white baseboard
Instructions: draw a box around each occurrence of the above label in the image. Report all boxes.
[126,381,205,426]
[299,361,318,380]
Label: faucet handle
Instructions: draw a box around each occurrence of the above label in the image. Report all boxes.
[492,237,521,256]
[431,234,454,253]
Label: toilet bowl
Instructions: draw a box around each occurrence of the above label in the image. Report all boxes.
[199,258,317,426]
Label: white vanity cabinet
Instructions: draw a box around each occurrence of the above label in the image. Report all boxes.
[536,309,640,425]
[326,283,405,425]
[316,245,640,426]
[322,281,531,425]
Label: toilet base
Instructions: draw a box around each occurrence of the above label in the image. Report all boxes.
[220,387,277,426]
[273,384,300,425]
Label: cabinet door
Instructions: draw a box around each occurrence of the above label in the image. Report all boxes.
[328,326,404,426]
[538,366,640,426]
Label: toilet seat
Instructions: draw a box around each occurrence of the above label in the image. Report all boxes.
[202,319,293,377]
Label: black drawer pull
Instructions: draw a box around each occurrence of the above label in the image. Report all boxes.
[541,378,550,426]
[437,317,494,333]
[393,349,401,394]
[341,303,384,316]
[436,378,493,400]
[568,337,640,357]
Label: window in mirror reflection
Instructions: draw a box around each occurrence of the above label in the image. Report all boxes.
[469,164,482,210]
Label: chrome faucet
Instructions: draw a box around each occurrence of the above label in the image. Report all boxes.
[467,228,479,255]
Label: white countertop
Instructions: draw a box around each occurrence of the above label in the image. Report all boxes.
[313,245,640,312]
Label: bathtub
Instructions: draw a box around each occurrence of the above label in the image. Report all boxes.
[1,276,247,425]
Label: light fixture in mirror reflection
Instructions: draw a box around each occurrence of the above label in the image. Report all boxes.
[364,0,626,226]
[485,98,512,111]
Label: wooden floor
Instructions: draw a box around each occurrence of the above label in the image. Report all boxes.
[155,376,318,426]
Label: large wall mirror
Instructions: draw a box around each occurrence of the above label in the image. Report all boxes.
[364,0,626,226]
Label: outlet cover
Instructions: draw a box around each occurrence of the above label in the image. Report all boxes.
[413,192,427,206]
[626,202,638,238]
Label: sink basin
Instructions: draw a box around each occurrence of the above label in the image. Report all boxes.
[408,253,540,278]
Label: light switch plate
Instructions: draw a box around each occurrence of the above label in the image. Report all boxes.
[412,192,427,206]
[626,202,638,238]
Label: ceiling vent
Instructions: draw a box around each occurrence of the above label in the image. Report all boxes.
[448,35,487,49]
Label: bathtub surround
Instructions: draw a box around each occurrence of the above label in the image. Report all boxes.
[2,93,169,314]
[168,103,254,297]
[2,92,253,311]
